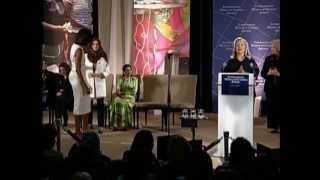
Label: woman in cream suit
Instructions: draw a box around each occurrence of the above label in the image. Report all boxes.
[85,37,111,133]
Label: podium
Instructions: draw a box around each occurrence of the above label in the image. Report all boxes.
[216,73,254,157]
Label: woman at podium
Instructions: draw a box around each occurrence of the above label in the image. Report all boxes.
[223,37,260,97]
[261,39,280,133]
[223,37,259,79]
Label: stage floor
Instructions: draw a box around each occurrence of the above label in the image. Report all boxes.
[42,111,280,168]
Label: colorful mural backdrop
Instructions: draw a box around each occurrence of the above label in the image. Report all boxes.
[133,0,190,76]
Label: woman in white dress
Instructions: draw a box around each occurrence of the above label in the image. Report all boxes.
[68,28,92,137]
[85,37,111,133]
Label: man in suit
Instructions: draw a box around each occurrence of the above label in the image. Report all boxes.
[55,62,73,127]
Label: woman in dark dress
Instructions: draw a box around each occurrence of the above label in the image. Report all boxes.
[261,39,280,133]
[223,37,260,78]
[223,37,260,98]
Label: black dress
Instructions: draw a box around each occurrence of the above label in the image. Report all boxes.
[223,57,260,96]
[223,57,260,78]
[261,54,280,130]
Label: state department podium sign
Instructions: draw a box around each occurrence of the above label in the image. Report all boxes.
[221,74,249,95]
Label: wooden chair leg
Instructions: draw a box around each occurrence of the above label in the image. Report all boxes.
[49,108,55,125]
[161,109,164,131]
[145,111,147,127]
[48,109,51,124]
[108,107,111,128]
[172,111,175,126]
[162,109,168,131]
[137,110,140,128]
[104,106,107,128]
[134,109,139,129]
[133,106,135,128]
[166,109,170,132]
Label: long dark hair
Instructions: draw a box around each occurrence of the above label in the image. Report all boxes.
[87,37,108,63]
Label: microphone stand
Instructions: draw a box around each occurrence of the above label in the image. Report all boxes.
[166,53,172,136]
[203,131,232,161]
[166,50,178,136]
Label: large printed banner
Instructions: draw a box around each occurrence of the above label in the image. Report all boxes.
[212,0,280,112]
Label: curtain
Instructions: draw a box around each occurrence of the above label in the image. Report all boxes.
[98,0,133,76]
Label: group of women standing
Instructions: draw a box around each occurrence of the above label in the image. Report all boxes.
[68,29,138,137]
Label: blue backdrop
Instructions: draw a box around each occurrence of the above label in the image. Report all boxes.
[212,0,280,112]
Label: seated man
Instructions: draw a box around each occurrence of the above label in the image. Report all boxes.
[55,62,73,127]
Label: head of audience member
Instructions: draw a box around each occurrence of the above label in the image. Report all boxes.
[229,137,256,167]
[187,150,214,180]
[41,123,58,150]
[167,135,192,163]
[80,131,101,155]
[231,37,251,60]
[67,132,101,169]
[131,129,154,154]
[122,64,133,78]
[271,39,280,56]
[74,28,92,47]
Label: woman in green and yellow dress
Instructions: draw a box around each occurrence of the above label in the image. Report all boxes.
[111,64,138,130]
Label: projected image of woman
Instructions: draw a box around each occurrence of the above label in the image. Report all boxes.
[43,0,71,65]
